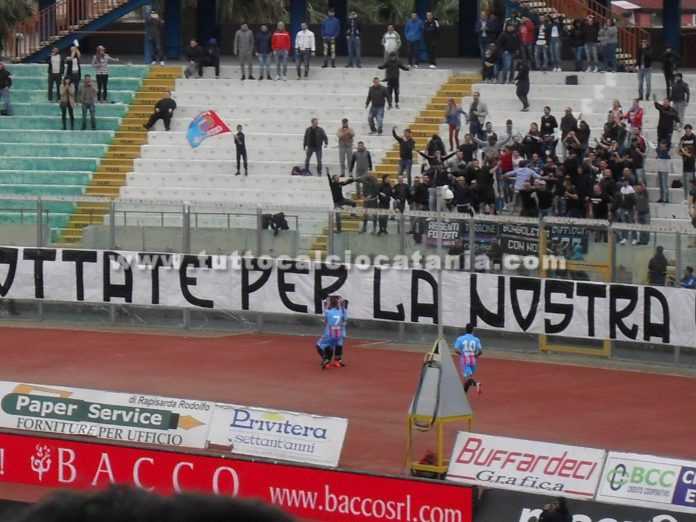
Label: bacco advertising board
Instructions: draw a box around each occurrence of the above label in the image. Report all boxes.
[446,432,606,500]
[597,452,696,514]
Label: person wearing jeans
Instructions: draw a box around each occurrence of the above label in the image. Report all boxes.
[295,23,316,79]
[680,126,696,200]
[79,75,97,130]
[393,126,415,185]
[336,119,355,177]
[496,24,519,83]
[255,25,272,80]
[47,47,63,102]
[366,77,391,135]
[346,11,362,67]
[271,22,290,80]
[599,19,617,72]
[636,40,652,100]
[303,118,328,176]
[92,45,118,102]
[548,15,563,71]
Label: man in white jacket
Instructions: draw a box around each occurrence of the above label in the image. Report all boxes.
[381,25,402,60]
[295,22,316,79]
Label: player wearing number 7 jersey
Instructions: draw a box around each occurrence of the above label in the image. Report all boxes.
[453,324,483,395]
[315,295,348,370]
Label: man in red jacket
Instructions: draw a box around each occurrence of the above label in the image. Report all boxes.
[518,17,535,66]
[271,21,291,81]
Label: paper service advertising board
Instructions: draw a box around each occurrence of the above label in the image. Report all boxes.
[207,404,348,468]
[0,381,213,449]
[446,432,606,500]
[597,451,696,514]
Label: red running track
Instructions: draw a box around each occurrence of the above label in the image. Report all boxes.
[0,326,694,477]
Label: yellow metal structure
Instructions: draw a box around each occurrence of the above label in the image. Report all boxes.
[60,66,182,243]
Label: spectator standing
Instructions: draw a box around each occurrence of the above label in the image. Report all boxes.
[474,11,491,61]
[202,38,221,79]
[405,13,424,67]
[680,125,696,199]
[184,39,204,79]
[303,118,328,176]
[345,11,362,68]
[321,8,340,68]
[272,22,291,81]
[366,77,391,136]
[145,10,165,65]
[671,73,690,128]
[58,77,75,130]
[92,45,118,102]
[599,18,617,72]
[583,15,600,72]
[647,246,668,285]
[382,25,401,60]
[378,52,409,109]
[569,19,586,71]
[336,118,355,177]
[47,47,64,102]
[143,91,176,131]
[515,59,531,112]
[327,173,356,233]
[393,126,415,185]
[234,124,248,176]
[540,106,558,154]
[518,16,535,66]
[627,98,644,131]
[349,140,373,195]
[377,175,393,234]
[636,39,652,100]
[65,46,81,95]
[496,24,519,84]
[256,26,273,80]
[79,75,97,130]
[548,14,564,71]
[634,182,651,244]
[615,180,636,245]
[468,91,488,139]
[295,22,316,79]
[234,24,255,80]
[534,16,550,71]
[445,98,466,150]
[393,176,412,215]
[662,47,679,98]
[654,95,680,146]
[359,170,379,233]
[0,63,12,117]
[423,12,440,68]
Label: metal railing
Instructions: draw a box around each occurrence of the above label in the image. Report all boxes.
[2,0,129,61]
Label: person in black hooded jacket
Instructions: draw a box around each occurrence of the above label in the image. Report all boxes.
[377,52,409,109]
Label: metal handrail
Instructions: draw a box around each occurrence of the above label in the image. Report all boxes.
[2,0,129,61]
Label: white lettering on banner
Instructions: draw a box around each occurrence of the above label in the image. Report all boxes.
[446,433,606,500]
[0,246,694,347]
[172,461,194,493]
[597,452,696,514]
[0,380,214,449]
[207,404,348,468]
[133,457,155,491]
[212,467,239,496]
[58,448,76,484]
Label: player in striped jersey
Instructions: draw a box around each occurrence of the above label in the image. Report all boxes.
[315,295,348,369]
[453,324,483,395]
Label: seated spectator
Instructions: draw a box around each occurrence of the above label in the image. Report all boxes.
[184,39,204,78]
[648,246,668,285]
[681,266,696,288]
[202,38,221,78]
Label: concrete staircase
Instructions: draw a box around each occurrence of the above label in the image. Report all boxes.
[61,66,182,243]
[308,74,479,257]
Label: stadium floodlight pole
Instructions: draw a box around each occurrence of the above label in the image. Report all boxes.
[436,187,444,338]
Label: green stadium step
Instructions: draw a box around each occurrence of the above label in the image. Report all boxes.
[0,184,85,196]
[0,171,92,185]
[10,90,133,104]
[0,117,121,131]
[2,157,99,171]
[0,212,71,229]
[0,129,113,144]
[9,65,148,78]
[11,102,128,118]
[15,78,142,91]
[0,200,75,212]
[0,143,108,158]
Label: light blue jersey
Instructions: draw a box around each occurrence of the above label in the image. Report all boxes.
[317,307,347,350]
[454,333,482,378]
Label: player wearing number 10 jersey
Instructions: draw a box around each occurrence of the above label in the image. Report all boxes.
[315,295,348,370]
[454,324,483,395]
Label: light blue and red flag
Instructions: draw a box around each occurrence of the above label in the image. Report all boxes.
[186,110,231,148]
